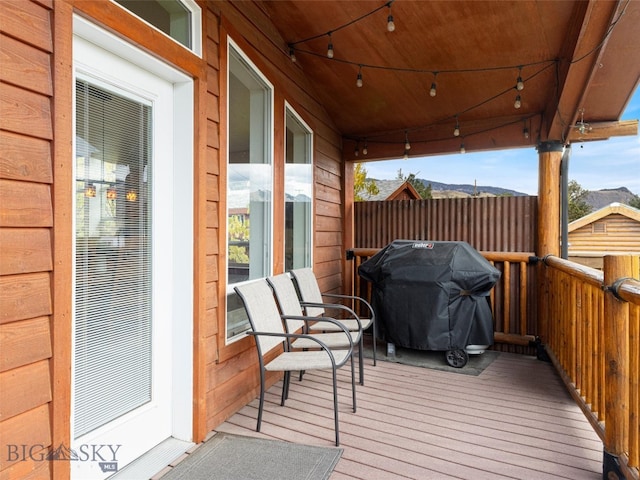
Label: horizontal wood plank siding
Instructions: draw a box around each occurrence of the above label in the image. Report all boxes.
[0,2,55,477]
[0,360,51,422]
[206,1,344,435]
[569,214,640,253]
[0,131,53,184]
[0,317,51,372]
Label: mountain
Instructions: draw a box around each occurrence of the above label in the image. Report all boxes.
[419,179,527,197]
[370,179,528,198]
[369,179,639,207]
[584,187,637,210]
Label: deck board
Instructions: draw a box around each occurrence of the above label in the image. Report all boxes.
[216,351,602,479]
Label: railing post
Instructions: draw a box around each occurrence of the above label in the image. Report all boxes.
[603,255,632,480]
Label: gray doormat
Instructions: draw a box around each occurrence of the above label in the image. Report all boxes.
[160,432,342,480]
[365,337,500,376]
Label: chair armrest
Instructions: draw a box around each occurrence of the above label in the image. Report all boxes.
[247,330,350,365]
[298,301,363,331]
[280,315,354,348]
[322,293,375,320]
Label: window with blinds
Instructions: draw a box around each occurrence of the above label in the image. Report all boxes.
[74,79,153,438]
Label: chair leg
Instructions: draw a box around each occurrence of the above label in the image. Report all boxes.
[372,322,377,366]
[358,336,364,385]
[350,353,357,413]
[331,367,340,447]
[281,371,291,406]
[257,369,265,432]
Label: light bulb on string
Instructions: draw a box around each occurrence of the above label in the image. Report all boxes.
[354,143,359,157]
[453,116,460,137]
[387,3,395,32]
[356,66,363,88]
[327,33,334,59]
[404,131,411,150]
[362,141,368,155]
[289,46,296,62]
[523,120,529,139]
[516,66,524,91]
[403,149,409,160]
[514,94,522,109]
[460,142,466,154]
[429,72,438,97]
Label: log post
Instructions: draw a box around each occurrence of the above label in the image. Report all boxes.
[603,255,632,480]
[536,141,563,344]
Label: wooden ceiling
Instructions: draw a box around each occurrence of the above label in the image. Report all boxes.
[257,0,640,162]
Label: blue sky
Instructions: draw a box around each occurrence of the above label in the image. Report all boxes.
[362,87,640,196]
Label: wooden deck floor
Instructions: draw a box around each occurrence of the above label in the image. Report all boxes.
[216,350,603,479]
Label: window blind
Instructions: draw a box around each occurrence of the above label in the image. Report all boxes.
[74,80,153,438]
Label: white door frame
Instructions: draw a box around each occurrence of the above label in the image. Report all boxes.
[72,16,193,478]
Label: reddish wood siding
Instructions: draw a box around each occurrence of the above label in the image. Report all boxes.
[0,2,55,478]
[206,1,345,435]
[0,1,345,476]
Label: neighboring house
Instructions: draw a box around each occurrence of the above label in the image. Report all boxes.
[364,179,421,201]
[568,202,640,269]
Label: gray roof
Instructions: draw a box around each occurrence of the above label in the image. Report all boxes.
[364,179,406,201]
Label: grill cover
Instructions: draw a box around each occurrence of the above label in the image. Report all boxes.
[358,240,501,351]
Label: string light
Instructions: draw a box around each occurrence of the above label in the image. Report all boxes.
[523,120,529,139]
[404,130,411,150]
[516,66,524,91]
[403,149,409,160]
[429,73,438,97]
[460,142,466,154]
[327,33,334,59]
[514,94,522,109]
[354,142,359,156]
[346,113,541,158]
[284,0,621,151]
[387,2,395,32]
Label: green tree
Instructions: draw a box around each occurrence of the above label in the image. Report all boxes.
[628,194,640,209]
[228,214,250,263]
[353,163,379,201]
[396,169,432,199]
[567,180,592,222]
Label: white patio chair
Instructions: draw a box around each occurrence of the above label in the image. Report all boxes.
[290,267,377,366]
[234,279,356,446]
[267,273,365,385]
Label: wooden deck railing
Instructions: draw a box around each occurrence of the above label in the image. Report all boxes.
[346,248,639,480]
[543,255,639,480]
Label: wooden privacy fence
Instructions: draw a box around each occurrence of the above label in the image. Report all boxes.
[355,196,538,252]
[347,248,539,354]
[542,254,639,480]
